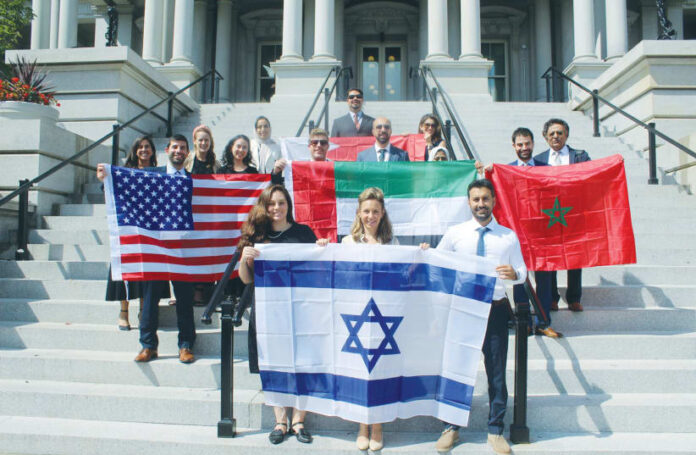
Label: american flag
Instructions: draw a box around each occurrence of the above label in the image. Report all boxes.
[104,165,270,282]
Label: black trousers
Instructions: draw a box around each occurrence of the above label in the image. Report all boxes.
[139,280,196,350]
[551,269,583,304]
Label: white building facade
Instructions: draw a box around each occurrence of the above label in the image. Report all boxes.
[24,0,696,103]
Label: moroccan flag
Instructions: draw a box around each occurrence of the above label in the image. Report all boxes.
[286,161,477,243]
[487,154,636,271]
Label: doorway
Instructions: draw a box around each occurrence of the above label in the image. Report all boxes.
[358,43,407,101]
[481,41,509,101]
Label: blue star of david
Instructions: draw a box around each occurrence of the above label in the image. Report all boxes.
[341,298,403,373]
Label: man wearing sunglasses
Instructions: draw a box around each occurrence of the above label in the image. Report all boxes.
[357,117,410,162]
[330,88,375,137]
[307,128,331,161]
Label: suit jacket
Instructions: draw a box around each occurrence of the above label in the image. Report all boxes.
[357,145,410,162]
[535,146,591,165]
[508,157,547,167]
[331,112,375,137]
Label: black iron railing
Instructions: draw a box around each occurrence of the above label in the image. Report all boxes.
[296,66,352,136]
[541,66,696,183]
[0,68,223,260]
[419,66,476,161]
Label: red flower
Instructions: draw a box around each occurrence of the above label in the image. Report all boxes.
[11,77,19,83]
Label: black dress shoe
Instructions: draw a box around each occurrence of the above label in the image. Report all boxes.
[291,422,312,444]
[268,423,287,444]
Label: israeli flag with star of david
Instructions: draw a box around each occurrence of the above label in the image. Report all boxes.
[253,243,498,426]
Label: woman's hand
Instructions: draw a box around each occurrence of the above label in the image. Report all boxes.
[241,246,260,267]
[419,243,430,250]
[316,238,330,247]
[96,163,107,182]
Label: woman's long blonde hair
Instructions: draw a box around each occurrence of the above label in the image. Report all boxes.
[185,125,219,172]
[349,187,393,244]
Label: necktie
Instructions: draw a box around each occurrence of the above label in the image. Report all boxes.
[354,113,360,131]
[378,149,386,162]
[476,226,489,257]
[553,151,562,165]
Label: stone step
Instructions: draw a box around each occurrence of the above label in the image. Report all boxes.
[0,261,109,280]
[27,244,110,261]
[2,320,694,360]
[0,299,223,328]
[8,416,696,455]
[28,229,109,245]
[579,265,696,285]
[58,203,106,216]
[1,378,695,433]
[2,348,695,396]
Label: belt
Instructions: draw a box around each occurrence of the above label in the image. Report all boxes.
[491,298,509,307]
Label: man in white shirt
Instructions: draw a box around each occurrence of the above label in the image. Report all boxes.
[435,179,526,454]
[535,119,591,312]
[330,88,375,137]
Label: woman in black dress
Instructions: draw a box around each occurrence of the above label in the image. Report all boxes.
[106,136,169,329]
[238,184,317,445]
[218,134,258,174]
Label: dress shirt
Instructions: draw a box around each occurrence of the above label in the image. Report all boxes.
[166,162,186,176]
[373,142,391,162]
[517,159,535,167]
[437,218,527,300]
[549,145,570,166]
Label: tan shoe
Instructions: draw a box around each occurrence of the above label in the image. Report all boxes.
[179,348,195,364]
[356,423,369,450]
[435,427,459,453]
[134,348,157,362]
[550,300,559,311]
[487,434,511,454]
[535,327,563,338]
[568,302,584,312]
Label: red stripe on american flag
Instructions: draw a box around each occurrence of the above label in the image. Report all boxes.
[194,221,244,230]
[193,187,264,197]
[193,205,254,214]
[193,173,272,182]
[122,271,239,282]
[120,235,240,248]
[120,253,235,266]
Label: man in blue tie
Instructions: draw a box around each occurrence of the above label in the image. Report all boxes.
[356,117,410,162]
[434,179,527,454]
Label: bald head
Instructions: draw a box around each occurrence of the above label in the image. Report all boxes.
[372,117,392,147]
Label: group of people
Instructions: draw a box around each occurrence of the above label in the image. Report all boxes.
[96,87,591,453]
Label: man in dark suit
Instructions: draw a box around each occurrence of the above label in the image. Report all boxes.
[535,118,591,313]
[330,88,374,137]
[356,117,410,162]
[97,134,197,364]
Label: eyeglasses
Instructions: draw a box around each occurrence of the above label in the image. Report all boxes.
[309,139,329,146]
[423,122,437,128]
[348,94,363,100]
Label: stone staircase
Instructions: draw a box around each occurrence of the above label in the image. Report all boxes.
[1,99,696,454]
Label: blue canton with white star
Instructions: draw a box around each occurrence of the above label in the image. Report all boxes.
[341,298,403,373]
[112,167,194,231]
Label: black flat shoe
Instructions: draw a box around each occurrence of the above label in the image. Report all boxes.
[291,422,312,444]
[268,422,287,444]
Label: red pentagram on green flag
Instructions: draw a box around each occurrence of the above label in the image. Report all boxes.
[541,197,573,228]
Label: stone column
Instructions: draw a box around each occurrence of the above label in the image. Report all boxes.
[161,0,174,63]
[93,7,108,48]
[171,0,195,64]
[448,0,461,59]
[215,0,233,100]
[427,0,450,60]
[605,0,627,61]
[49,0,59,48]
[313,0,335,60]
[535,0,552,100]
[142,0,164,64]
[31,0,50,49]
[57,0,78,49]
[117,8,133,47]
[194,0,208,70]
[459,0,482,59]
[281,0,303,60]
[335,0,344,60]
[667,4,684,40]
[572,0,596,61]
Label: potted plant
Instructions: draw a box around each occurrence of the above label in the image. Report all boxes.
[0,56,60,121]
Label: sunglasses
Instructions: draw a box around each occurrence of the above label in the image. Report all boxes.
[348,94,363,100]
[423,122,437,128]
[310,139,329,146]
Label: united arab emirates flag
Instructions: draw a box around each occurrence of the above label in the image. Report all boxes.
[487,154,637,271]
[286,161,478,243]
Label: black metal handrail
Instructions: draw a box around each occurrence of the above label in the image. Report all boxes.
[308,67,353,134]
[1,68,223,259]
[420,66,476,161]
[295,66,341,137]
[541,66,696,183]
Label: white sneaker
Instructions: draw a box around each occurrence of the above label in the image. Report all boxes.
[487,434,511,454]
[435,427,459,452]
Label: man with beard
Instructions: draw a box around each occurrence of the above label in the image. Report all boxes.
[97,134,197,364]
[434,179,526,454]
[356,117,409,162]
[330,88,375,137]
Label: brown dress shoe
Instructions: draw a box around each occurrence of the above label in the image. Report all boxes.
[535,327,563,338]
[550,300,559,311]
[179,348,195,364]
[568,302,584,312]
[134,348,158,362]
